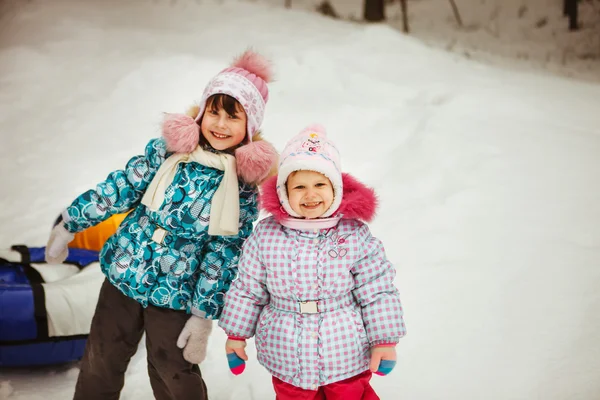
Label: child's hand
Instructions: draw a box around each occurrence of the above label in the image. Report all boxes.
[45,224,74,264]
[176,315,213,364]
[225,338,248,375]
[370,345,397,376]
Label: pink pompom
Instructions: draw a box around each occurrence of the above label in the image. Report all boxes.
[162,113,200,153]
[232,50,273,83]
[299,123,327,135]
[235,141,278,184]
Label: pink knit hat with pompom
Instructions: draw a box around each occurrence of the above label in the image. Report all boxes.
[194,50,271,139]
[276,124,343,218]
[161,49,278,185]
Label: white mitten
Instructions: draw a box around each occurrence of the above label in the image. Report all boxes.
[45,224,74,264]
[176,315,213,364]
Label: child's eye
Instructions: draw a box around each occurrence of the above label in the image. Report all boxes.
[209,109,219,115]
[315,183,325,187]
[294,185,305,190]
[228,114,238,120]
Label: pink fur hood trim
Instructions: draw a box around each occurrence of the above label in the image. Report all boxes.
[259,173,378,223]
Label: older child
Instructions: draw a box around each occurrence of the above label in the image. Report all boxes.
[219,124,406,400]
[45,50,278,400]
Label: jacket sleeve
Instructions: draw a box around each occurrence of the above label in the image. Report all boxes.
[189,184,260,320]
[61,138,168,233]
[217,222,269,338]
[351,222,406,346]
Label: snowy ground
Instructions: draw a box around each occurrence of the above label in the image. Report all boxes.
[403,0,600,82]
[1,0,600,399]
[265,0,600,83]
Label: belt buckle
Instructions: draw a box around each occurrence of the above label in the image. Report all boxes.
[151,226,168,245]
[299,300,318,314]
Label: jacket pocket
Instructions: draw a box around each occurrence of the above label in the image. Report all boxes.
[320,308,368,380]
[255,307,299,378]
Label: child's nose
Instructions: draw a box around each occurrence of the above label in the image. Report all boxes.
[216,114,227,127]
[305,189,317,198]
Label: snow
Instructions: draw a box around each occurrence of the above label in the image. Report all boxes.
[282,0,600,82]
[399,0,600,83]
[1,0,599,399]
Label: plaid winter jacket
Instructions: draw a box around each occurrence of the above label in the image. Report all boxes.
[219,174,406,389]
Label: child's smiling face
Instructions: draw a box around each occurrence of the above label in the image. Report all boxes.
[200,95,247,151]
[286,170,334,219]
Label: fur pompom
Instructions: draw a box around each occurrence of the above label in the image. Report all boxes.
[301,123,327,135]
[235,140,279,185]
[232,50,273,83]
[162,113,200,153]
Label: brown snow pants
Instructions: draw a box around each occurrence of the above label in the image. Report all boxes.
[73,279,208,400]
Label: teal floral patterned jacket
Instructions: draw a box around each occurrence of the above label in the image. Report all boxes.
[61,138,258,319]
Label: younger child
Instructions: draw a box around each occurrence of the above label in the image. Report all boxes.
[218,125,406,400]
[45,50,279,400]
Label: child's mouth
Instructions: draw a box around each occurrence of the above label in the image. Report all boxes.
[301,201,322,209]
[211,131,230,139]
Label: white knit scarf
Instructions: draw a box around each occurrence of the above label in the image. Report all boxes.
[141,145,239,236]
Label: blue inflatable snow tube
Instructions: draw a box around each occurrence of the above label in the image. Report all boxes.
[0,245,99,367]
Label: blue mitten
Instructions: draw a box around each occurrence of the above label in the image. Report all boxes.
[227,352,246,375]
[375,359,396,376]
[225,338,247,375]
[371,345,397,376]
